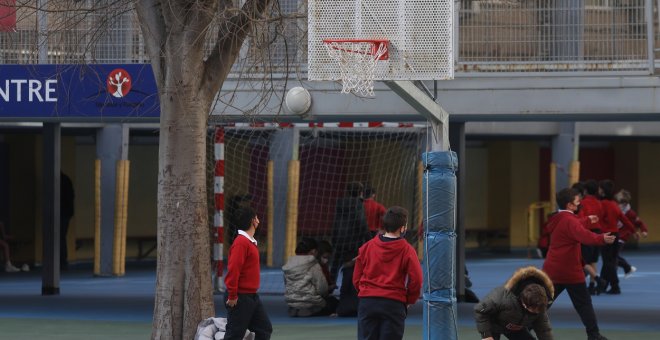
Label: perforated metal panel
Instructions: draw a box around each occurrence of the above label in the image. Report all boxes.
[307,0,454,81]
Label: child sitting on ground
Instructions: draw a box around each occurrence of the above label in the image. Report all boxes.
[282,238,338,317]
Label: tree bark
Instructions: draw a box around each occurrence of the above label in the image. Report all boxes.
[151,65,215,340]
[135,0,273,338]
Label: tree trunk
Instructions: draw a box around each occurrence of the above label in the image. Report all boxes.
[152,66,215,339]
[136,1,274,338]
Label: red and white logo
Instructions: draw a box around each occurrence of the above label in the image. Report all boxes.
[107,68,132,98]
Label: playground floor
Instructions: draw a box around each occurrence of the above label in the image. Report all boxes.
[1,248,659,339]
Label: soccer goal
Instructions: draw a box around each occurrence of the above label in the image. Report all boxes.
[209,123,427,292]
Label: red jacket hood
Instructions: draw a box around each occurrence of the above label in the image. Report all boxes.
[363,236,411,263]
[545,211,564,234]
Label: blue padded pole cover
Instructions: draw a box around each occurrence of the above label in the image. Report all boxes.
[422,151,458,340]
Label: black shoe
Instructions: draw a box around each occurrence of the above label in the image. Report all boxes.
[588,282,597,295]
[605,287,621,295]
[588,334,609,340]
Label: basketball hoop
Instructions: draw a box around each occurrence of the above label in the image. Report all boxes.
[322,39,389,97]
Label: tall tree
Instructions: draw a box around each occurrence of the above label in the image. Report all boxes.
[134,1,272,338]
[6,0,288,338]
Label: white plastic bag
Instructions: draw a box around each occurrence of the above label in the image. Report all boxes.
[194,317,254,340]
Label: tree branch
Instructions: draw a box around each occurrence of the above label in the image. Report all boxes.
[201,0,272,100]
[135,0,167,84]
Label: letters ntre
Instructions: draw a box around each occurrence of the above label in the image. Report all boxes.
[0,79,57,102]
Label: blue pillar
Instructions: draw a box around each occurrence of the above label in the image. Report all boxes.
[96,124,129,276]
[422,151,458,340]
[269,128,298,267]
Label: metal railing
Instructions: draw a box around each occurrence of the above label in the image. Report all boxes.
[0,0,657,75]
[457,0,655,74]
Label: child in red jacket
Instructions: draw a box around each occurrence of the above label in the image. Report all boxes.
[353,206,422,340]
[615,189,650,278]
[224,207,272,340]
[598,180,636,295]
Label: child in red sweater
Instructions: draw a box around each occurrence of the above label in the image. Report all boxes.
[224,207,272,340]
[353,206,422,340]
[363,185,387,237]
[615,189,649,278]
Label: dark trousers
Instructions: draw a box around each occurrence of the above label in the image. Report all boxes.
[315,296,339,316]
[553,283,600,338]
[358,297,407,340]
[600,236,620,290]
[224,293,272,340]
[616,241,632,273]
[330,244,356,284]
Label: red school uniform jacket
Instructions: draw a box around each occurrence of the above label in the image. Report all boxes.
[363,198,387,232]
[619,206,648,242]
[600,199,635,235]
[353,235,422,305]
[578,195,603,231]
[542,211,606,284]
[224,234,261,300]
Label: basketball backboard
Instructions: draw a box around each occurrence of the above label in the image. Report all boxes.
[307,0,454,82]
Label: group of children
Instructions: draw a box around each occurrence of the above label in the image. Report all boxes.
[538,179,649,296]
[223,179,649,340]
[222,205,422,340]
[477,187,619,340]
[282,205,423,339]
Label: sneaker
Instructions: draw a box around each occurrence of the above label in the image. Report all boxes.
[605,287,621,295]
[4,263,20,273]
[21,264,30,272]
[624,266,637,279]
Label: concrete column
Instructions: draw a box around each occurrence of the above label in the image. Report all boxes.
[449,123,466,302]
[96,124,129,276]
[42,123,61,295]
[552,122,579,192]
[269,128,298,267]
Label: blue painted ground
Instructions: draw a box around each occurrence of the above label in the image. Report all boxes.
[1,249,659,338]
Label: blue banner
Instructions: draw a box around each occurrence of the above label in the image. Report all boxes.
[0,64,159,121]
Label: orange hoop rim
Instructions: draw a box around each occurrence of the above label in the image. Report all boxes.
[322,39,389,60]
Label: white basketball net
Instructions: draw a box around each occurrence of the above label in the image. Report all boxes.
[323,41,388,97]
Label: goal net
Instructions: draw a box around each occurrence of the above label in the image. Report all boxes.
[209,123,426,292]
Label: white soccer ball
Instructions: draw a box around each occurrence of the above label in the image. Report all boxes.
[285,86,312,115]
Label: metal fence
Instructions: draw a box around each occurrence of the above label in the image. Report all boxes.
[458,0,653,73]
[0,1,142,64]
[0,0,656,74]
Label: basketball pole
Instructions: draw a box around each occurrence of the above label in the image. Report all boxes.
[384,80,459,340]
[384,81,449,151]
